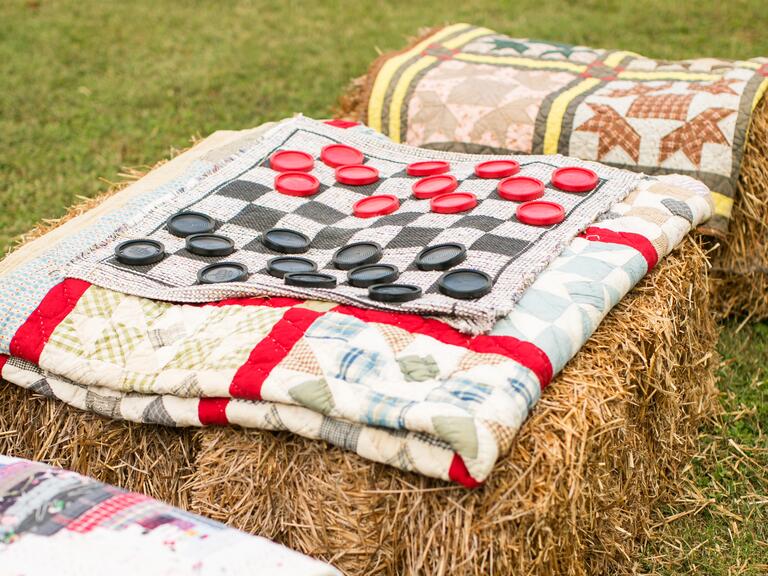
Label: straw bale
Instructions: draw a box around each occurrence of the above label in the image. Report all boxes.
[186,237,718,576]
[0,141,718,575]
[710,94,768,321]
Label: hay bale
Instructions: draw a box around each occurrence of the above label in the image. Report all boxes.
[186,237,718,576]
[0,381,197,508]
[0,234,717,575]
[710,94,768,321]
[0,129,718,573]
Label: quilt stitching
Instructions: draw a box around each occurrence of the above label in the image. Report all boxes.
[365,23,768,235]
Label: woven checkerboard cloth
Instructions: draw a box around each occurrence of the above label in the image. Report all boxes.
[66,117,641,333]
[359,23,768,236]
[0,455,339,575]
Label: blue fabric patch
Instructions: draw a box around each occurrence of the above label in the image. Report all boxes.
[363,391,414,429]
[426,377,494,409]
[306,313,366,342]
[533,324,573,373]
[334,347,382,383]
[558,255,616,280]
[516,288,573,322]
[565,281,606,311]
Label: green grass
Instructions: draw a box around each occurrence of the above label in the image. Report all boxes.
[639,322,768,574]
[3,0,768,252]
[1,1,767,572]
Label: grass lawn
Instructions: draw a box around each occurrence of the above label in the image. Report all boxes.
[1,1,766,573]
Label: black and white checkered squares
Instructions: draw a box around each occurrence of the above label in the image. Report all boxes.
[69,117,640,332]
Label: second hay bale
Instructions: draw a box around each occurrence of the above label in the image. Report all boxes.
[337,37,768,322]
[710,95,768,321]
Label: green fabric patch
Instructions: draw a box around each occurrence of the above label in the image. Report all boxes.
[432,415,479,459]
[289,379,335,414]
[397,355,439,381]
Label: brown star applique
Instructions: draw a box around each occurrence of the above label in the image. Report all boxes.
[605,82,673,98]
[688,78,739,95]
[627,93,695,121]
[659,107,735,166]
[575,103,641,162]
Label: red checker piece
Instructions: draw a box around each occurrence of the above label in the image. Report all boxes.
[498,176,545,202]
[516,200,565,226]
[269,150,314,173]
[335,164,380,186]
[551,166,598,192]
[412,174,458,199]
[321,144,365,168]
[406,160,451,177]
[430,192,477,214]
[353,195,399,218]
[275,172,320,197]
[474,159,520,179]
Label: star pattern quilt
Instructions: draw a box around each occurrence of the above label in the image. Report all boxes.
[0,119,712,486]
[361,23,768,236]
[0,455,339,575]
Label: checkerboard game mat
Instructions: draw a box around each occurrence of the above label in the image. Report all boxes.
[67,117,641,333]
[0,455,339,575]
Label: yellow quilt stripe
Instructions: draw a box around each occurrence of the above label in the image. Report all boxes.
[367,24,472,133]
[711,191,734,219]
[736,60,762,70]
[603,50,635,67]
[386,56,438,141]
[751,77,768,111]
[454,52,587,73]
[617,70,720,81]
[442,26,495,50]
[542,77,601,154]
[387,26,495,142]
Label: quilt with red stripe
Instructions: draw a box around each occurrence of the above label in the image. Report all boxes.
[0,119,712,486]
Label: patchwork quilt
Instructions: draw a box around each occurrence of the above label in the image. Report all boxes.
[0,119,712,486]
[0,455,339,575]
[361,23,768,236]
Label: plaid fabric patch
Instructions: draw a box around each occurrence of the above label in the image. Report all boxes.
[363,391,414,429]
[318,417,362,452]
[334,347,382,383]
[627,93,695,121]
[426,377,494,408]
[305,313,366,342]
